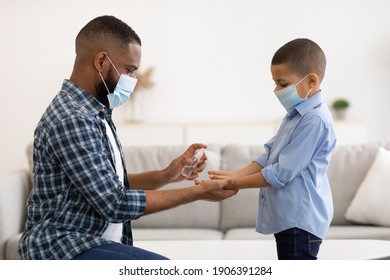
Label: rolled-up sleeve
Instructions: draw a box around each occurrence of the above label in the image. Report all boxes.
[259,114,329,189]
[254,153,268,168]
[253,136,274,167]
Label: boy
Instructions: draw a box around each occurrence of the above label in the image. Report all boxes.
[209,38,336,260]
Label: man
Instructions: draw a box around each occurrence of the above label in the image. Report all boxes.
[18,15,237,260]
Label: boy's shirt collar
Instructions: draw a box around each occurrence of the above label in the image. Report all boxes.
[287,90,324,117]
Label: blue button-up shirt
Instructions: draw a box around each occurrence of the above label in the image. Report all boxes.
[19,80,146,259]
[254,91,336,239]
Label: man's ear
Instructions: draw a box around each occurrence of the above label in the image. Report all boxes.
[94,51,108,72]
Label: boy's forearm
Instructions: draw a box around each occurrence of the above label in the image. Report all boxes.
[233,171,270,189]
[232,162,263,178]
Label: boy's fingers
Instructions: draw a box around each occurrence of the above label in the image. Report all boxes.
[210,174,227,180]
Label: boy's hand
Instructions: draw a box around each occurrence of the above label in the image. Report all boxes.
[208,169,233,178]
[204,170,237,190]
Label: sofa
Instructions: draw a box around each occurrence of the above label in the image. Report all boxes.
[1,142,390,260]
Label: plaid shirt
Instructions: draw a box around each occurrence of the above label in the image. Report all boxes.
[19,80,146,260]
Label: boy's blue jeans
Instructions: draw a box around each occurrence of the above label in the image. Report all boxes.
[274,227,322,260]
[72,243,169,260]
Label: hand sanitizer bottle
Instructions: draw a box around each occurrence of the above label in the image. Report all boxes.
[181,148,205,177]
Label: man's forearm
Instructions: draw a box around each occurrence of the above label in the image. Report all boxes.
[142,178,238,215]
[128,170,170,190]
[142,186,202,215]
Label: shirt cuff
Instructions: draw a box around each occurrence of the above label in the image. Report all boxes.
[261,165,286,189]
[127,190,147,219]
[254,154,268,167]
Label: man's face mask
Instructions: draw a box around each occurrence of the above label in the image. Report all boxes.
[98,56,137,109]
[274,75,312,112]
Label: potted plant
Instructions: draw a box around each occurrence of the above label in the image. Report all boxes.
[332,99,350,120]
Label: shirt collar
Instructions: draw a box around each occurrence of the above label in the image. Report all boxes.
[61,79,109,117]
[287,90,324,117]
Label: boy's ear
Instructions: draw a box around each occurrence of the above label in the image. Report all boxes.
[308,73,319,87]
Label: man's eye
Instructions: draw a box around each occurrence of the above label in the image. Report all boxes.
[127,67,137,74]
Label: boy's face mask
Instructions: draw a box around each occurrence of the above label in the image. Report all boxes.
[274,75,312,112]
[98,56,138,109]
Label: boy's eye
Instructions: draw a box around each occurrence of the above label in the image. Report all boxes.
[274,80,289,88]
[276,82,288,88]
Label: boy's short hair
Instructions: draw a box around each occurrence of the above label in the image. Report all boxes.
[272,38,326,82]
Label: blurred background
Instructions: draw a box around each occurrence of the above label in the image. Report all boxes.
[1,0,389,174]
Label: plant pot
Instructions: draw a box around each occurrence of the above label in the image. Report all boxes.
[334,108,347,120]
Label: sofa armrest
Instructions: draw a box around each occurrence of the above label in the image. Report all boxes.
[0,170,31,259]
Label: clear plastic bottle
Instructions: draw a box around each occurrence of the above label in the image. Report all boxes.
[181,148,205,177]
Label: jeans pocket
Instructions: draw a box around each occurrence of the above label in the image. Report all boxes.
[308,238,322,258]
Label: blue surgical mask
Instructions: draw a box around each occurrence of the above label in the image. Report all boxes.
[274,75,312,112]
[98,56,137,109]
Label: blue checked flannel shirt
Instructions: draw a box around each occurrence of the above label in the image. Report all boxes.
[18,80,146,259]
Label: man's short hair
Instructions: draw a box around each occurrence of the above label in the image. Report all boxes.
[76,15,141,50]
[272,38,326,82]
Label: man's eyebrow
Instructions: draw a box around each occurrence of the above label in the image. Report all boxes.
[126,64,138,70]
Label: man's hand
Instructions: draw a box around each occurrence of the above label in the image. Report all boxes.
[164,143,207,183]
[195,178,238,201]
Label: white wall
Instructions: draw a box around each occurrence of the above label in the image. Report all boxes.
[1,0,390,175]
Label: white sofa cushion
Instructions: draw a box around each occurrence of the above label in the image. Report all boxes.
[326,225,390,240]
[224,228,274,240]
[327,143,390,225]
[345,147,390,226]
[133,228,223,241]
[5,233,22,260]
[0,171,30,260]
